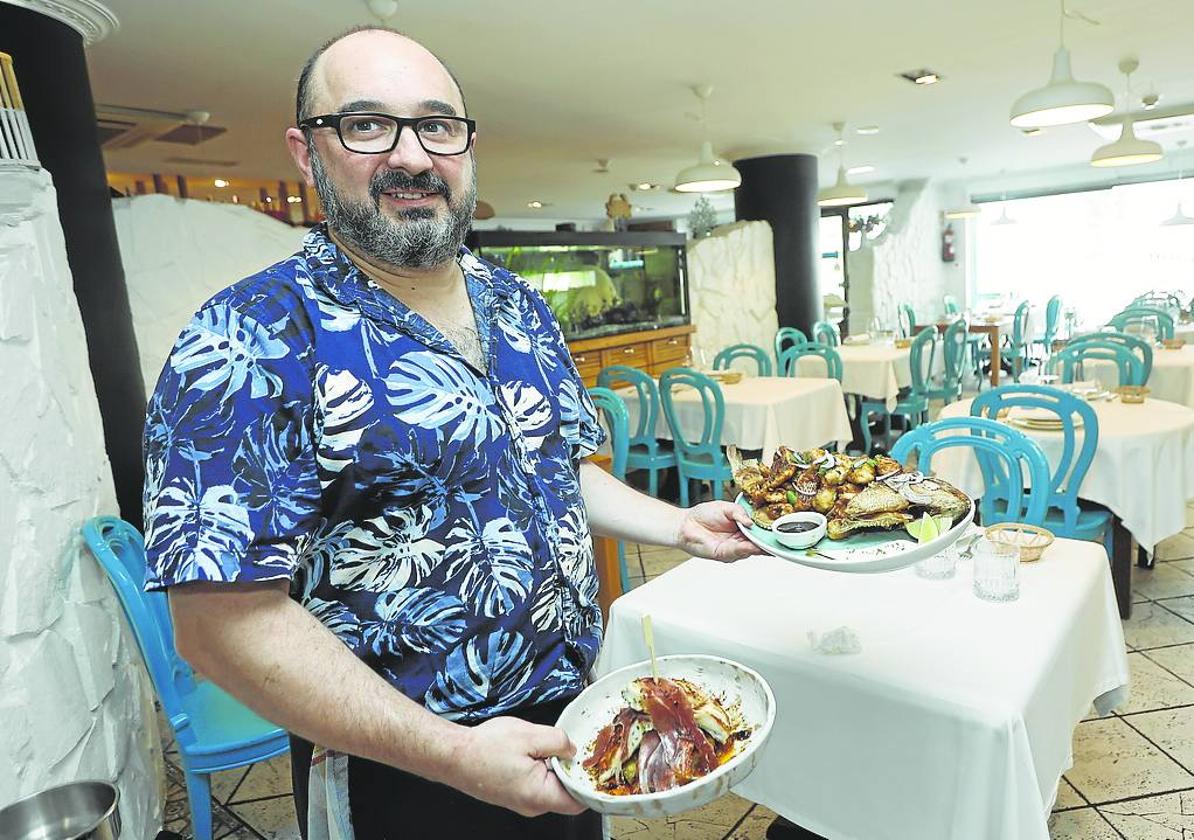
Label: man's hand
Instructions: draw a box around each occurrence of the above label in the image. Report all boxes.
[674,501,757,561]
[451,717,587,817]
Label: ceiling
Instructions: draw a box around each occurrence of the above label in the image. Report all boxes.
[85,0,1194,222]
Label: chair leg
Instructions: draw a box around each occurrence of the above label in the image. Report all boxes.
[679,472,690,507]
[648,468,659,498]
[184,769,213,840]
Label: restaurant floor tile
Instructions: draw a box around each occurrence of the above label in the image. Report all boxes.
[227,795,300,840]
[1054,777,1086,810]
[1134,563,1194,601]
[1144,644,1194,685]
[1122,601,1194,650]
[1121,653,1194,714]
[1098,790,1194,838]
[1067,717,1194,804]
[1157,531,1194,561]
[1128,706,1194,773]
[1047,807,1121,839]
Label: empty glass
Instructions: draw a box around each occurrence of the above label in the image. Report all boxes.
[915,544,958,580]
[973,538,1019,602]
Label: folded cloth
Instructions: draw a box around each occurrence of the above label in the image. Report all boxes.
[809,626,861,655]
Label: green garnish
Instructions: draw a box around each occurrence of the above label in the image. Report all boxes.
[786,490,797,504]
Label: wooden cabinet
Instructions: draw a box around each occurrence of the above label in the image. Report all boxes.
[568,324,695,387]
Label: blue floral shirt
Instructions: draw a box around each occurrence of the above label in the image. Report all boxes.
[143,225,606,721]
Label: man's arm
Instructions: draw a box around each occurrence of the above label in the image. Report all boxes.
[169,581,584,818]
[578,461,755,561]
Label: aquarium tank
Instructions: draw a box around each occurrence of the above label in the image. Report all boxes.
[468,231,689,341]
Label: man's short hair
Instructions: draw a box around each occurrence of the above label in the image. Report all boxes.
[295,25,468,125]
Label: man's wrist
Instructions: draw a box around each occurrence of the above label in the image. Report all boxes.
[386,710,471,786]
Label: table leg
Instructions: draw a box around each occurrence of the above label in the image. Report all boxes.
[1112,517,1134,619]
[989,330,1002,387]
[1138,545,1154,569]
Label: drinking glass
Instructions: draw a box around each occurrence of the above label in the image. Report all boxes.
[973,538,1020,602]
[915,544,958,580]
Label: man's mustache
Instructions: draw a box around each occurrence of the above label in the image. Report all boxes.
[369,170,452,204]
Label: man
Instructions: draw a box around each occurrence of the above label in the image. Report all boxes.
[143,25,756,840]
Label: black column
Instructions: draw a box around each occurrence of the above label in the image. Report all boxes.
[734,154,820,336]
[2,6,146,529]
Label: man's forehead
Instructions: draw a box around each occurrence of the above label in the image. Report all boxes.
[312,32,464,114]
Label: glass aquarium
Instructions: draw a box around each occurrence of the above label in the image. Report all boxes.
[468,231,689,341]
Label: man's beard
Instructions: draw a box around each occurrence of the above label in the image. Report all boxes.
[310,148,477,269]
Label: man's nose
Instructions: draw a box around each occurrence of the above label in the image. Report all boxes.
[384,125,435,175]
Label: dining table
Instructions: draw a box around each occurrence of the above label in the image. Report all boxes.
[596,537,1129,840]
[794,342,911,408]
[917,316,1015,387]
[932,395,1194,617]
[621,375,853,459]
[1082,343,1194,409]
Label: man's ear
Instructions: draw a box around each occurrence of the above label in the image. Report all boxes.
[285,128,316,187]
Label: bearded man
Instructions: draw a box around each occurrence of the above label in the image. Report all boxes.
[142,25,754,840]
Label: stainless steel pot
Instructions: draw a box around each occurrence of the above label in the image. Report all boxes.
[0,781,121,840]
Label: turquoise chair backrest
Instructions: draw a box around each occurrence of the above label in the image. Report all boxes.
[1108,306,1175,340]
[712,343,773,377]
[940,319,968,393]
[1043,295,1062,346]
[908,327,938,395]
[1048,339,1147,386]
[596,365,662,451]
[774,327,808,367]
[658,367,725,463]
[587,387,630,480]
[1011,300,1031,349]
[889,417,1051,526]
[898,304,916,339]
[971,385,1098,533]
[81,516,197,745]
[1070,330,1153,381]
[812,320,840,346]
[1134,291,1182,311]
[943,295,960,316]
[777,343,843,380]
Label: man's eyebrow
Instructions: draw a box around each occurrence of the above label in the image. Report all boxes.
[336,99,387,113]
[333,99,460,117]
[418,99,459,117]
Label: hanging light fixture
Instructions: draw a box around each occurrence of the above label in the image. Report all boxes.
[1091,58,1163,168]
[817,122,868,207]
[1009,0,1114,128]
[1161,140,1194,226]
[990,185,1017,225]
[674,85,741,193]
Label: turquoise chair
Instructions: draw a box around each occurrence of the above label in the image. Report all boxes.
[1034,295,1062,358]
[898,303,917,339]
[777,342,843,380]
[658,367,733,507]
[943,295,960,316]
[596,365,677,498]
[1134,291,1182,312]
[81,517,289,840]
[774,327,808,370]
[1108,306,1175,340]
[713,343,773,377]
[890,417,1051,527]
[924,318,967,404]
[859,327,937,453]
[588,387,633,591]
[1048,339,1147,386]
[971,386,1112,558]
[1070,330,1153,382]
[812,320,840,346]
[1004,300,1032,381]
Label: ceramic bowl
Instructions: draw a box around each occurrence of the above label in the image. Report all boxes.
[551,655,775,817]
[770,511,828,550]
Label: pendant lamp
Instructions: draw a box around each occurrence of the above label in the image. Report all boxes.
[674,86,741,193]
[1009,0,1114,128]
[1161,140,1194,226]
[817,122,867,207]
[1090,59,1163,168]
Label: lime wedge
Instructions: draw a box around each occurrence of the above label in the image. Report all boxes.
[906,512,940,544]
[934,514,954,535]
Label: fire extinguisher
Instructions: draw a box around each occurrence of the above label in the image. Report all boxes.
[941,223,956,263]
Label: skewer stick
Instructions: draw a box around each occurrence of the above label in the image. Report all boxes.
[641,614,659,681]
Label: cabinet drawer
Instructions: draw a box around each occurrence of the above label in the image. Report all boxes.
[650,335,690,364]
[649,360,687,378]
[571,350,602,382]
[600,342,649,369]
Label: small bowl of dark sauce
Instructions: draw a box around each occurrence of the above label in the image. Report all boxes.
[771,512,827,550]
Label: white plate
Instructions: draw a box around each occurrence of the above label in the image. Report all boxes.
[551,655,775,817]
[735,493,975,573]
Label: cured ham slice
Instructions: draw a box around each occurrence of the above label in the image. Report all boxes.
[629,677,716,789]
[581,707,648,784]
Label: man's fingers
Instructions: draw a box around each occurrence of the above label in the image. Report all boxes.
[527,724,576,760]
[539,778,588,816]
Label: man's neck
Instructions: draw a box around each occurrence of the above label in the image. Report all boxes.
[329,227,461,304]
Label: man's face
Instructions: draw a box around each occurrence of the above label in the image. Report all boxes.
[295,32,477,269]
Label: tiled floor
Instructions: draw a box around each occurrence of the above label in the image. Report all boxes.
[157,388,1194,839]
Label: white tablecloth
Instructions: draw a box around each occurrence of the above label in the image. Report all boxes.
[624,376,852,459]
[795,344,912,407]
[1082,346,1194,409]
[596,540,1128,840]
[1175,323,1194,343]
[934,397,1194,551]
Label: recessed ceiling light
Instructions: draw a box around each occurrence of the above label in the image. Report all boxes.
[213,178,229,188]
[899,69,943,85]
[846,165,875,176]
[527,200,544,209]
[630,182,660,191]
[1020,127,1045,136]
[855,125,881,135]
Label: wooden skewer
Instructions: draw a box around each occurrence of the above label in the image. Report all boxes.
[641,614,659,681]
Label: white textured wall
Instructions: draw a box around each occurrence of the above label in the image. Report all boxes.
[112,194,306,392]
[687,221,780,368]
[0,168,160,838]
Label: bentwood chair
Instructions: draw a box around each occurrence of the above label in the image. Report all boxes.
[82,517,289,840]
[774,327,809,370]
[1070,331,1154,383]
[587,387,633,590]
[1034,295,1062,359]
[890,417,1052,527]
[658,367,733,507]
[596,365,677,498]
[777,342,843,381]
[1048,339,1147,387]
[1004,300,1032,381]
[1108,306,1175,340]
[897,303,917,339]
[859,327,937,453]
[971,385,1112,558]
[924,318,967,405]
[812,320,841,347]
[713,343,773,377]
[943,295,960,316]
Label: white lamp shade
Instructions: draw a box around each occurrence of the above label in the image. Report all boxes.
[674,141,741,193]
[1162,204,1194,226]
[1090,117,1164,167]
[1010,47,1115,128]
[817,165,867,207]
[991,206,1017,225]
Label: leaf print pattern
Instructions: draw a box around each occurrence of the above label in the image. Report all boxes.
[142,225,607,721]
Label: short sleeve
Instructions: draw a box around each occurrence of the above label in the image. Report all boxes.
[142,299,321,590]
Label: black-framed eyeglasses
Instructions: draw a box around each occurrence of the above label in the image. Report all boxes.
[298,112,476,156]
